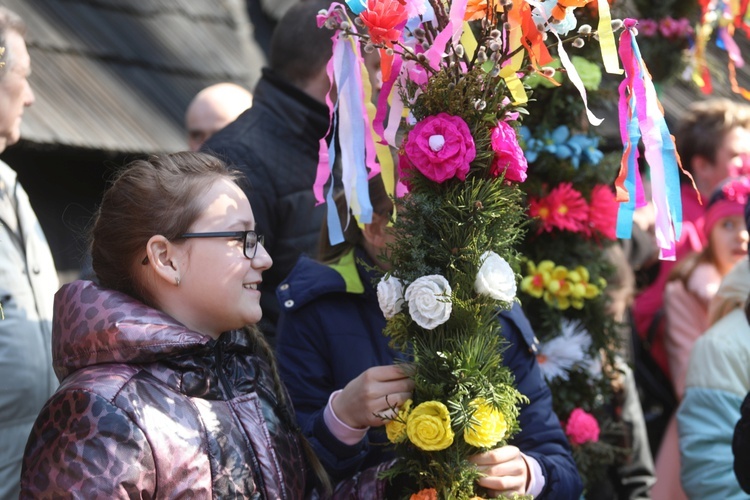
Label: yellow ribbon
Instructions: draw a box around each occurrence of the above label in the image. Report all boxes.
[597,0,622,74]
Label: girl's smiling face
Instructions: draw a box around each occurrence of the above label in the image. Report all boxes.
[173,178,272,337]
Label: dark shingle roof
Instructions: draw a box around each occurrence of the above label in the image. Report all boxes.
[5,0,264,153]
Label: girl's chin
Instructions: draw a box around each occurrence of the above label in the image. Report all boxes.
[243,310,263,326]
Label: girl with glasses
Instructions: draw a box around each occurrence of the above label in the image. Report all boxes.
[20,152,329,498]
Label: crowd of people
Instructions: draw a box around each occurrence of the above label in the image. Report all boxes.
[2,1,750,498]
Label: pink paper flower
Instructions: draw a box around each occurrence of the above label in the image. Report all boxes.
[637,19,658,37]
[402,113,476,183]
[359,0,409,47]
[659,16,682,39]
[565,408,600,445]
[586,184,618,239]
[490,121,528,183]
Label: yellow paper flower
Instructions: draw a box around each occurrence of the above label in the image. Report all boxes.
[541,265,572,309]
[568,266,601,301]
[520,260,554,298]
[386,399,412,443]
[546,265,570,293]
[463,398,508,448]
[544,290,571,310]
[406,401,454,451]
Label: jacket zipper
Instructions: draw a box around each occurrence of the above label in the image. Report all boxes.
[215,338,268,496]
[214,341,235,399]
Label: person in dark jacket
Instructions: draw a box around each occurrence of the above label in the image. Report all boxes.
[20,153,328,498]
[735,390,750,493]
[276,176,583,498]
[202,0,337,345]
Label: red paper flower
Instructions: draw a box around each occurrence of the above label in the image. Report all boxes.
[359,0,409,46]
[564,408,600,445]
[586,184,618,239]
[401,113,476,183]
[528,183,589,233]
[490,121,528,183]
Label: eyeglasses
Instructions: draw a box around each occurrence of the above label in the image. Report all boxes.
[141,230,265,265]
[179,231,265,259]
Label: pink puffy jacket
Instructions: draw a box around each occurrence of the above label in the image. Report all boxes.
[20,280,314,499]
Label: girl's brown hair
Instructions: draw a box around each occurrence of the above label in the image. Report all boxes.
[91,151,236,304]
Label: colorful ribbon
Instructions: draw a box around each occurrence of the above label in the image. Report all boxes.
[551,30,603,125]
[314,5,378,244]
[616,19,691,260]
[596,0,622,75]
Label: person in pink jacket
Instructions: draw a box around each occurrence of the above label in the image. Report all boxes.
[653,176,750,499]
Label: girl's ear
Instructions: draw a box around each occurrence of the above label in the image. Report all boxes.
[362,212,389,249]
[145,235,181,286]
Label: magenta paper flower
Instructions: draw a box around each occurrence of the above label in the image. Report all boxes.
[490,121,528,183]
[586,184,618,239]
[402,113,476,183]
[565,408,600,445]
[637,18,658,37]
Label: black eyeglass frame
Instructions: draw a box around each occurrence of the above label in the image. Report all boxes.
[141,230,264,265]
[179,231,265,259]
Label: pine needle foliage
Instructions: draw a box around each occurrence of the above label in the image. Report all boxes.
[381,165,531,499]
[375,32,534,499]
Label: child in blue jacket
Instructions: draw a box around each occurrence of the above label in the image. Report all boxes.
[276,176,583,498]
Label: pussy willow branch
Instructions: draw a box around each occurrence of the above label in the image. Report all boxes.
[427,0,451,30]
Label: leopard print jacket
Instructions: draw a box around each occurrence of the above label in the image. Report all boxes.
[20,280,313,499]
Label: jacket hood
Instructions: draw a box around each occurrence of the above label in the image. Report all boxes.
[278,249,380,313]
[708,257,750,325]
[52,280,213,381]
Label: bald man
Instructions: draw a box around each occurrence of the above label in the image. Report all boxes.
[185,82,253,151]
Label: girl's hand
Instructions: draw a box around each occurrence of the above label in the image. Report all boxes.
[332,364,414,429]
[469,445,530,497]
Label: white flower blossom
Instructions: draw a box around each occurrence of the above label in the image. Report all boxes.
[474,251,517,302]
[404,275,452,330]
[582,354,603,380]
[377,275,405,319]
[537,320,591,382]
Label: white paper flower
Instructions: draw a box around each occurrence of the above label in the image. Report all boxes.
[404,275,453,330]
[377,275,405,319]
[474,251,517,302]
[537,319,591,382]
[582,355,603,380]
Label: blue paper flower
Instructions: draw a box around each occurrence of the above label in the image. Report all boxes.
[520,125,603,168]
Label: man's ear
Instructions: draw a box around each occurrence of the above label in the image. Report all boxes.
[145,235,180,285]
[362,213,389,249]
[691,155,713,187]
